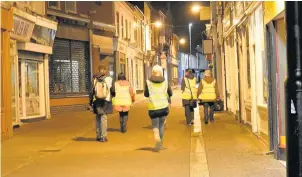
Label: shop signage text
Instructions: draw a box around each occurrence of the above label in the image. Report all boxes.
[11,15,35,42]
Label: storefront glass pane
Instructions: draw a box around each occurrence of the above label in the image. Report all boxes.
[18,61,23,118]
[11,55,17,122]
[25,61,40,116]
[31,25,56,47]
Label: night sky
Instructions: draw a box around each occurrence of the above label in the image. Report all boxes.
[151,1,210,55]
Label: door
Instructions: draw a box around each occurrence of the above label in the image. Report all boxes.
[236,30,243,122]
[10,40,19,125]
[267,22,279,158]
[19,53,46,119]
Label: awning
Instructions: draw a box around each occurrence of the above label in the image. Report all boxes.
[17,42,53,54]
[92,35,113,55]
[93,21,115,33]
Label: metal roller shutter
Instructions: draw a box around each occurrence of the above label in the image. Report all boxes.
[49,38,90,96]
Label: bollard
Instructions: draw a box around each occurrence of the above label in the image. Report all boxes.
[285,2,302,176]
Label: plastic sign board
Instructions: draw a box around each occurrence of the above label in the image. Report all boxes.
[199,6,211,21]
[202,39,213,54]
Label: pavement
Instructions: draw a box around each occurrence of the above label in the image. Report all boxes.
[1,90,286,177]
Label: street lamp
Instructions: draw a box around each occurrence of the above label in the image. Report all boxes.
[155,21,162,28]
[188,23,192,68]
[192,5,201,13]
[179,38,186,45]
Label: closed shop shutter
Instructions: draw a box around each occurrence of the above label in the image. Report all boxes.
[49,38,90,96]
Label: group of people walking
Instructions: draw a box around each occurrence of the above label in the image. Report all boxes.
[89,65,219,151]
[181,68,220,125]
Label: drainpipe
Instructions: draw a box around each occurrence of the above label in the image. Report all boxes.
[285,2,302,176]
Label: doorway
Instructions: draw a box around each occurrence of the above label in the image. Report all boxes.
[18,52,46,120]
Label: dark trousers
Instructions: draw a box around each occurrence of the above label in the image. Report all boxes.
[203,102,215,123]
[119,111,129,132]
[184,105,194,125]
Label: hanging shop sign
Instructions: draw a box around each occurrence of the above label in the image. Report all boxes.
[137,51,144,60]
[202,39,213,55]
[206,54,212,61]
[117,42,127,54]
[11,15,35,42]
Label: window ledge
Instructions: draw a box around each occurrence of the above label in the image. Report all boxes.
[50,94,89,99]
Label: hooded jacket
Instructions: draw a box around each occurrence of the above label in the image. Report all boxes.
[144,75,173,119]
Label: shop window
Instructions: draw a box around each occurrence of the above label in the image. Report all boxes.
[65,2,77,14]
[246,27,251,89]
[141,21,144,50]
[116,12,119,36]
[136,63,139,88]
[31,25,56,47]
[95,2,102,6]
[126,19,128,39]
[134,18,138,42]
[128,21,131,40]
[48,2,60,10]
[121,16,124,39]
[49,39,90,95]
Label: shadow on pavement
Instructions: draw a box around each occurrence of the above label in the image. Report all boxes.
[178,120,187,125]
[136,147,159,153]
[142,125,153,129]
[107,128,121,132]
[73,137,96,142]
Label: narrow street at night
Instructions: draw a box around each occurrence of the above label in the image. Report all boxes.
[2,1,300,176]
[2,90,285,177]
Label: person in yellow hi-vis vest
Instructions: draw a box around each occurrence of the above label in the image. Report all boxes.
[111,73,135,133]
[181,69,197,126]
[144,65,173,152]
[197,70,220,124]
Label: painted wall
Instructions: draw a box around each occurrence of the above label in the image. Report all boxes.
[264,1,285,25]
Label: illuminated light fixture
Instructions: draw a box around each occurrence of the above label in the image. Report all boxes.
[179,38,186,44]
[189,23,193,27]
[155,21,162,28]
[234,19,239,25]
[192,5,201,13]
[133,22,137,28]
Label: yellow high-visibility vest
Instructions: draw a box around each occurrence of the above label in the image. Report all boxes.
[181,77,197,100]
[146,80,169,110]
[199,79,217,101]
[112,82,132,106]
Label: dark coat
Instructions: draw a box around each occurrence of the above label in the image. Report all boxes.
[144,75,173,119]
[181,74,196,107]
[89,73,113,115]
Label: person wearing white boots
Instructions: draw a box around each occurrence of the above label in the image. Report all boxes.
[144,65,173,152]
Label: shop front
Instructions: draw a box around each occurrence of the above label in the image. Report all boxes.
[136,51,144,92]
[92,34,114,77]
[127,45,136,89]
[1,5,14,139]
[171,57,179,86]
[10,7,57,123]
[264,1,286,161]
[115,41,127,80]
[49,23,90,115]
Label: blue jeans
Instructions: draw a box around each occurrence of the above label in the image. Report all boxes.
[96,114,107,138]
[151,116,166,141]
[203,102,215,123]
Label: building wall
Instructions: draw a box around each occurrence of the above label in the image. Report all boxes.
[1,5,14,140]
[213,1,276,149]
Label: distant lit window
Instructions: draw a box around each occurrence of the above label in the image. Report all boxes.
[48,2,60,10]
[65,2,77,14]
